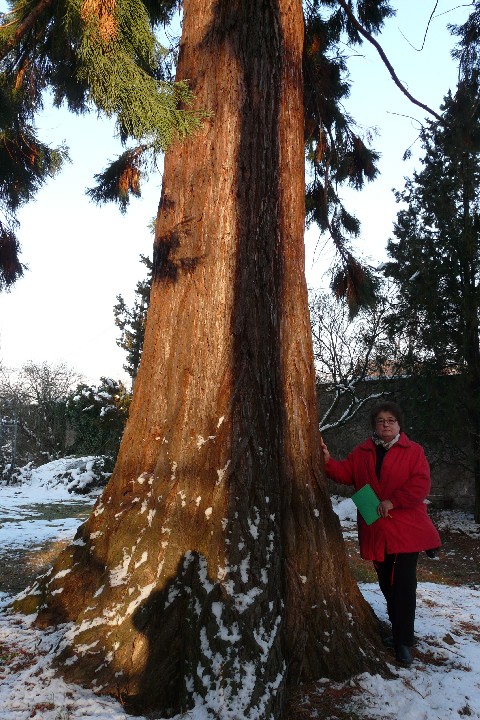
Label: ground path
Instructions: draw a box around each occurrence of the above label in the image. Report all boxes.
[0,498,93,595]
[0,497,478,596]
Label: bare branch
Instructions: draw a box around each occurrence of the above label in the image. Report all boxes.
[336,0,442,122]
[398,1,439,52]
[310,288,399,433]
[320,390,386,432]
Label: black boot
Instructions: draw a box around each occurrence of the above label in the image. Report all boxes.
[384,634,417,648]
[395,644,413,666]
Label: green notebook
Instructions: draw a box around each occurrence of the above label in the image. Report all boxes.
[351,484,380,525]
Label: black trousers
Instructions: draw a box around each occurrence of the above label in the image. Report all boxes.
[374,552,419,647]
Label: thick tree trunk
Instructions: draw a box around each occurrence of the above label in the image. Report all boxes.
[15,1,383,716]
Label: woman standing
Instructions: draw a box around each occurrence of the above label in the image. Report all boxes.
[321,401,441,666]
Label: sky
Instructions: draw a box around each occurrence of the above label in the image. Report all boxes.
[0,1,472,385]
[0,474,479,720]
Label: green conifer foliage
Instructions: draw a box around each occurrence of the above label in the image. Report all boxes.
[0,0,396,301]
[66,377,131,460]
[0,77,68,288]
[0,0,205,287]
[113,253,152,383]
[303,2,387,312]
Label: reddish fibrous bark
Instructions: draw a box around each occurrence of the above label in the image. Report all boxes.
[15,1,383,716]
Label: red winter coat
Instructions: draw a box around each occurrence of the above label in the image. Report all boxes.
[325,433,441,562]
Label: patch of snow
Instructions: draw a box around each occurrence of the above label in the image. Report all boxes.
[109,550,131,587]
[211,601,241,643]
[50,569,71,582]
[134,552,148,569]
[197,435,217,449]
[253,615,282,663]
[216,460,230,485]
[1,456,108,499]
[247,507,260,539]
[126,582,156,617]
[239,553,250,583]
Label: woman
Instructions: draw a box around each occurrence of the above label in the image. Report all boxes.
[321,401,441,666]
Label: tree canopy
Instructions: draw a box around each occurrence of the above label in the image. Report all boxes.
[3,2,479,301]
[0,0,405,305]
[384,80,480,375]
[0,0,204,288]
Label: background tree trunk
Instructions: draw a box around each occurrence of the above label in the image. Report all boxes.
[15,1,384,716]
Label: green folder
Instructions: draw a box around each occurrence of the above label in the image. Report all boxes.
[351,484,380,525]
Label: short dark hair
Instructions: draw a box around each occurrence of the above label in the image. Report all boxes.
[370,401,404,432]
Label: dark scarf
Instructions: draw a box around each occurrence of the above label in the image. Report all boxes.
[372,432,400,479]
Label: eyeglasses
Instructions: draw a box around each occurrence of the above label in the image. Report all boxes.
[375,418,398,426]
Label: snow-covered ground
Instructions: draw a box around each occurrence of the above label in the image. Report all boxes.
[0,457,105,550]
[0,478,479,719]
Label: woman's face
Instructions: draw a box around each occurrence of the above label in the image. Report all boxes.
[374,412,400,442]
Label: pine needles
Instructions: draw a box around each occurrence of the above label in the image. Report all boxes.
[0,0,207,287]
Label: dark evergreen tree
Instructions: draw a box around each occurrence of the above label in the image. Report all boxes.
[451,0,480,85]
[66,378,130,462]
[113,254,152,385]
[384,78,480,522]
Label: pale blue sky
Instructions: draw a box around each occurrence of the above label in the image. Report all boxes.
[0,1,471,384]
[0,105,160,384]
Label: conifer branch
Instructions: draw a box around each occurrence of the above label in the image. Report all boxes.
[336,0,442,121]
[0,0,54,62]
[0,19,20,30]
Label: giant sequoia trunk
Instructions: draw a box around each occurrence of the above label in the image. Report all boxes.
[15,1,384,716]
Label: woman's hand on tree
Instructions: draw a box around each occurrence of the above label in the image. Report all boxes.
[320,438,330,464]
